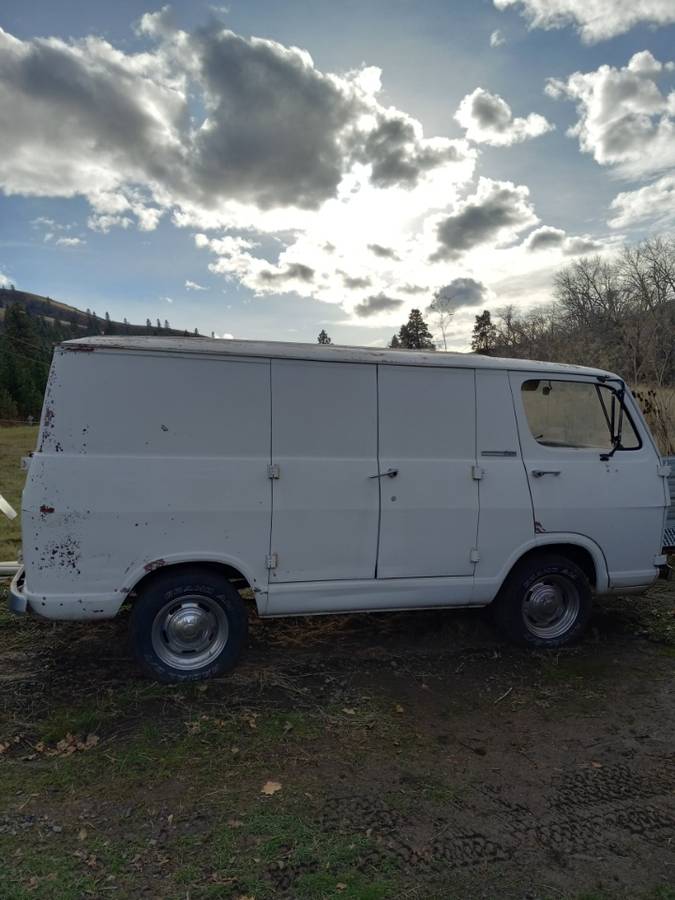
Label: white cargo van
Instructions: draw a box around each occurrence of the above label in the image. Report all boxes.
[8,337,670,682]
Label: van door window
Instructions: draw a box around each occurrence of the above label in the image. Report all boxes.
[521,380,640,451]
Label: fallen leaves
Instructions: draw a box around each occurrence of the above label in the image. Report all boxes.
[261,780,282,796]
[20,733,100,760]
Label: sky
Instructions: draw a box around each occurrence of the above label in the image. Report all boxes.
[1,0,674,349]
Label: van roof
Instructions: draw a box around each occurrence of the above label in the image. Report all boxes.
[62,336,615,378]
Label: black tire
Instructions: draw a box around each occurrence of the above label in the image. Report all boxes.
[129,566,248,683]
[492,553,592,648]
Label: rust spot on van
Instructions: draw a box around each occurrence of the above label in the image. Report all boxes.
[39,505,55,515]
[144,559,166,573]
[534,520,547,534]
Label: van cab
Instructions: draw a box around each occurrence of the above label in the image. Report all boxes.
[9,337,670,681]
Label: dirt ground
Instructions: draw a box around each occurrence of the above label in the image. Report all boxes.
[0,577,674,900]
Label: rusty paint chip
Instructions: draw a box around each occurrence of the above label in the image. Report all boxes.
[144,559,166,573]
[39,505,55,515]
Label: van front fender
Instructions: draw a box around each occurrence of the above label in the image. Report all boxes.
[475,532,609,603]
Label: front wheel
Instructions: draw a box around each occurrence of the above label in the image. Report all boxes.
[129,567,248,682]
[492,554,592,648]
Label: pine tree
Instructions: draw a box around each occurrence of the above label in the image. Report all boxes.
[471,310,497,355]
[164,319,170,330]
[389,334,401,348]
[317,329,332,344]
[104,311,113,335]
[396,309,435,350]
[146,318,152,331]
[156,318,161,330]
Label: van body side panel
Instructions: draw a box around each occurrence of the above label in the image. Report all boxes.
[510,372,664,589]
[376,365,478,578]
[22,350,271,616]
[269,359,379,584]
[473,369,535,582]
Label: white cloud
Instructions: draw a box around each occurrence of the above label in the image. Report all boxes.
[430,178,539,261]
[523,225,601,254]
[494,0,675,43]
[608,175,675,229]
[0,21,475,236]
[546,51,675,180]
[455,88,553,146]
[490,29,506,47]
[0,268,10,287]
[185,279,207,291]
[55,236,85,247]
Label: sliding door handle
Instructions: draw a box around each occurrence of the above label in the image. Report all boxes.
[531,469,561,478]
[369,468,398,479]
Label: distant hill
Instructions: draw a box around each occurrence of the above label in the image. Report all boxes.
[0,288,201,420]
[0,288,189,337]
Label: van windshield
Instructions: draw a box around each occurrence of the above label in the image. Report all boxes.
[521,379,640,451]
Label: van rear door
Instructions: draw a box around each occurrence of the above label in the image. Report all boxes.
[376,365,479,578]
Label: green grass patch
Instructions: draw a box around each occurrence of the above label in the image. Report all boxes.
[0,425,37,561]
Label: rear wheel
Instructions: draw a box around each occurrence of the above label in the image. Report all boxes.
[129,567,248,682]
[492,554,592,648]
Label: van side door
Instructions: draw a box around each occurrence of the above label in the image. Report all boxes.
[376,364,479,578]
[269,359,379,583]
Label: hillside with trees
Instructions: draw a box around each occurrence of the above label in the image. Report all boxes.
[0,288,199,420]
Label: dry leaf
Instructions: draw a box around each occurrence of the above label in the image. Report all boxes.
[342,707,356,716]
[395,704,404,714]
[591,761,603,769]
[227,818,243,828]
[261,780,282,796]
[336,883,347,892]
[78,828,87,841]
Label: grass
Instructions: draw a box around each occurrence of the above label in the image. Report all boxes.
[0,425,38,561]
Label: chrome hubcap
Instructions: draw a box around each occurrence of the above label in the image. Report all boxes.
[522,575,580,639]
[151,595,229,670]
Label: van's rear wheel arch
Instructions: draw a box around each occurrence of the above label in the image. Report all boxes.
[493,549,594,648]
[128,564,251,683]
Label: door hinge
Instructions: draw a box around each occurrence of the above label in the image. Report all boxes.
[470,547,480,563]
[657,463,671,477]
[471,465,484,480]
[267,463,280,479]
[266,553,278,570]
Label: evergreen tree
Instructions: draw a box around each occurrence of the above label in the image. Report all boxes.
[471,310,497,355]
[146,318,152,331]
[164,319,170,330]
[0,385,18,419]
[317,329,332,344]
[104,311,113,335]
[396,309,435,350]
[0,304,48,417]
[389,334,401,348]
[156,318,161,330]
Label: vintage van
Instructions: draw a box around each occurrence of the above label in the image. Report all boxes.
[8,337,671,682]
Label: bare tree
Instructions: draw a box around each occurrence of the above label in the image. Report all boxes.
[428,289,455,350]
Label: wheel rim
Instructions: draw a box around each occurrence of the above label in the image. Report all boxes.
[522,575,580,640]
[151,595,229,671]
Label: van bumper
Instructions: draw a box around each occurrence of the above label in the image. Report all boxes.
[7,568,122,619]
[8,567,28,614]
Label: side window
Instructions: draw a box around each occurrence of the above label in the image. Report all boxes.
[521,380,640,450]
